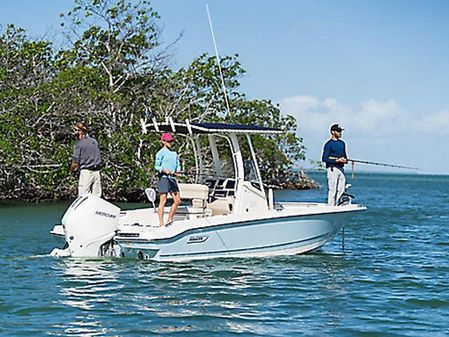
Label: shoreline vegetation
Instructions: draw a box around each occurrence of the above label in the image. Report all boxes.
[268,170,319,191]
[0,169,319,202]
[0,0,317,202]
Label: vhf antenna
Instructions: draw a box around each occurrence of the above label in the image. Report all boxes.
[206,2,232,117]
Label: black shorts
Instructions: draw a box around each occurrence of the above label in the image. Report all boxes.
[157,176,179,194]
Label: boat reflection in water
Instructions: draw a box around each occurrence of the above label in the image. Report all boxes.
[55,259,119,335]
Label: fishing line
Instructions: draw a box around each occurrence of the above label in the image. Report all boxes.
[328,157,420,171]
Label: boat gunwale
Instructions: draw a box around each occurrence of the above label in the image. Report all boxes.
[115,205,365,244]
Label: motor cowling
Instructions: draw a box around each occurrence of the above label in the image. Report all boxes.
[62,194,120,257]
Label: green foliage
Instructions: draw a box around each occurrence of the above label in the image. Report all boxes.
[0,0,307,201]
[172,53,245,121]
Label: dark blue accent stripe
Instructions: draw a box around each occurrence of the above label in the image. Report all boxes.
[158,232,331,258]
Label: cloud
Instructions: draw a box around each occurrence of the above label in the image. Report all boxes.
[278,95,449,137]
[420,109,449,134]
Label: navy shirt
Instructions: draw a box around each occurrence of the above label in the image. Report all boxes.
[322,139,347,169]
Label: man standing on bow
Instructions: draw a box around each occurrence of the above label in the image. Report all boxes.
[70,122,103,197]
[322,123,348,206]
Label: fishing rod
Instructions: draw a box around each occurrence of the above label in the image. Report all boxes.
[167,171,231,180]
[328,156,421,171]
[348,159,420,171]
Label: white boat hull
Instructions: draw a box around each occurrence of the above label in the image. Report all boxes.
[115,208,357,261]
[50,194,365,261]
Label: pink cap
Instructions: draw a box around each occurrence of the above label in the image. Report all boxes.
[160,132,174,142]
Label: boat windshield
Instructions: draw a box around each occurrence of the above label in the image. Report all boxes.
[238,134,262,186]
[198,135,235,181]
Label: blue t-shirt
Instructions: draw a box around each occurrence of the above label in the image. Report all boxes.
[155,147,180,174]
[322,139,347,169]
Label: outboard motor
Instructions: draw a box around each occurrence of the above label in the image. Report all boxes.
[62,194,120,257]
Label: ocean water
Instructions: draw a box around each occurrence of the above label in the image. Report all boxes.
[0,172,448,336]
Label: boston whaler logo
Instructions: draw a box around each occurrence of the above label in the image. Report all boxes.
[188,234,209,244]
[95,211,117,219]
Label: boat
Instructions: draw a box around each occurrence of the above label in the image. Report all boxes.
[50,120,366,261]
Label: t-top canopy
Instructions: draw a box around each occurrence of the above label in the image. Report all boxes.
[142,120,283,135]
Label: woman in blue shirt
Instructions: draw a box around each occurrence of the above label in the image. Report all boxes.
[155,132,181,226]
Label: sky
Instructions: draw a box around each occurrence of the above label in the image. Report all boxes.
[2,0,449,174]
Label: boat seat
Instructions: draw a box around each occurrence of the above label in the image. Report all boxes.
[207,197,234,216]
[168,183,210,216]
[166,182,208,198]
[179,183,208,206]
[176,207,212,219]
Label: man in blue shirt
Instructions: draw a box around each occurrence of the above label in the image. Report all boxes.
[322,124,348,206]
[155,132,181,226]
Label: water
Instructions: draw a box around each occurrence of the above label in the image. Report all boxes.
[1,173,448,336]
